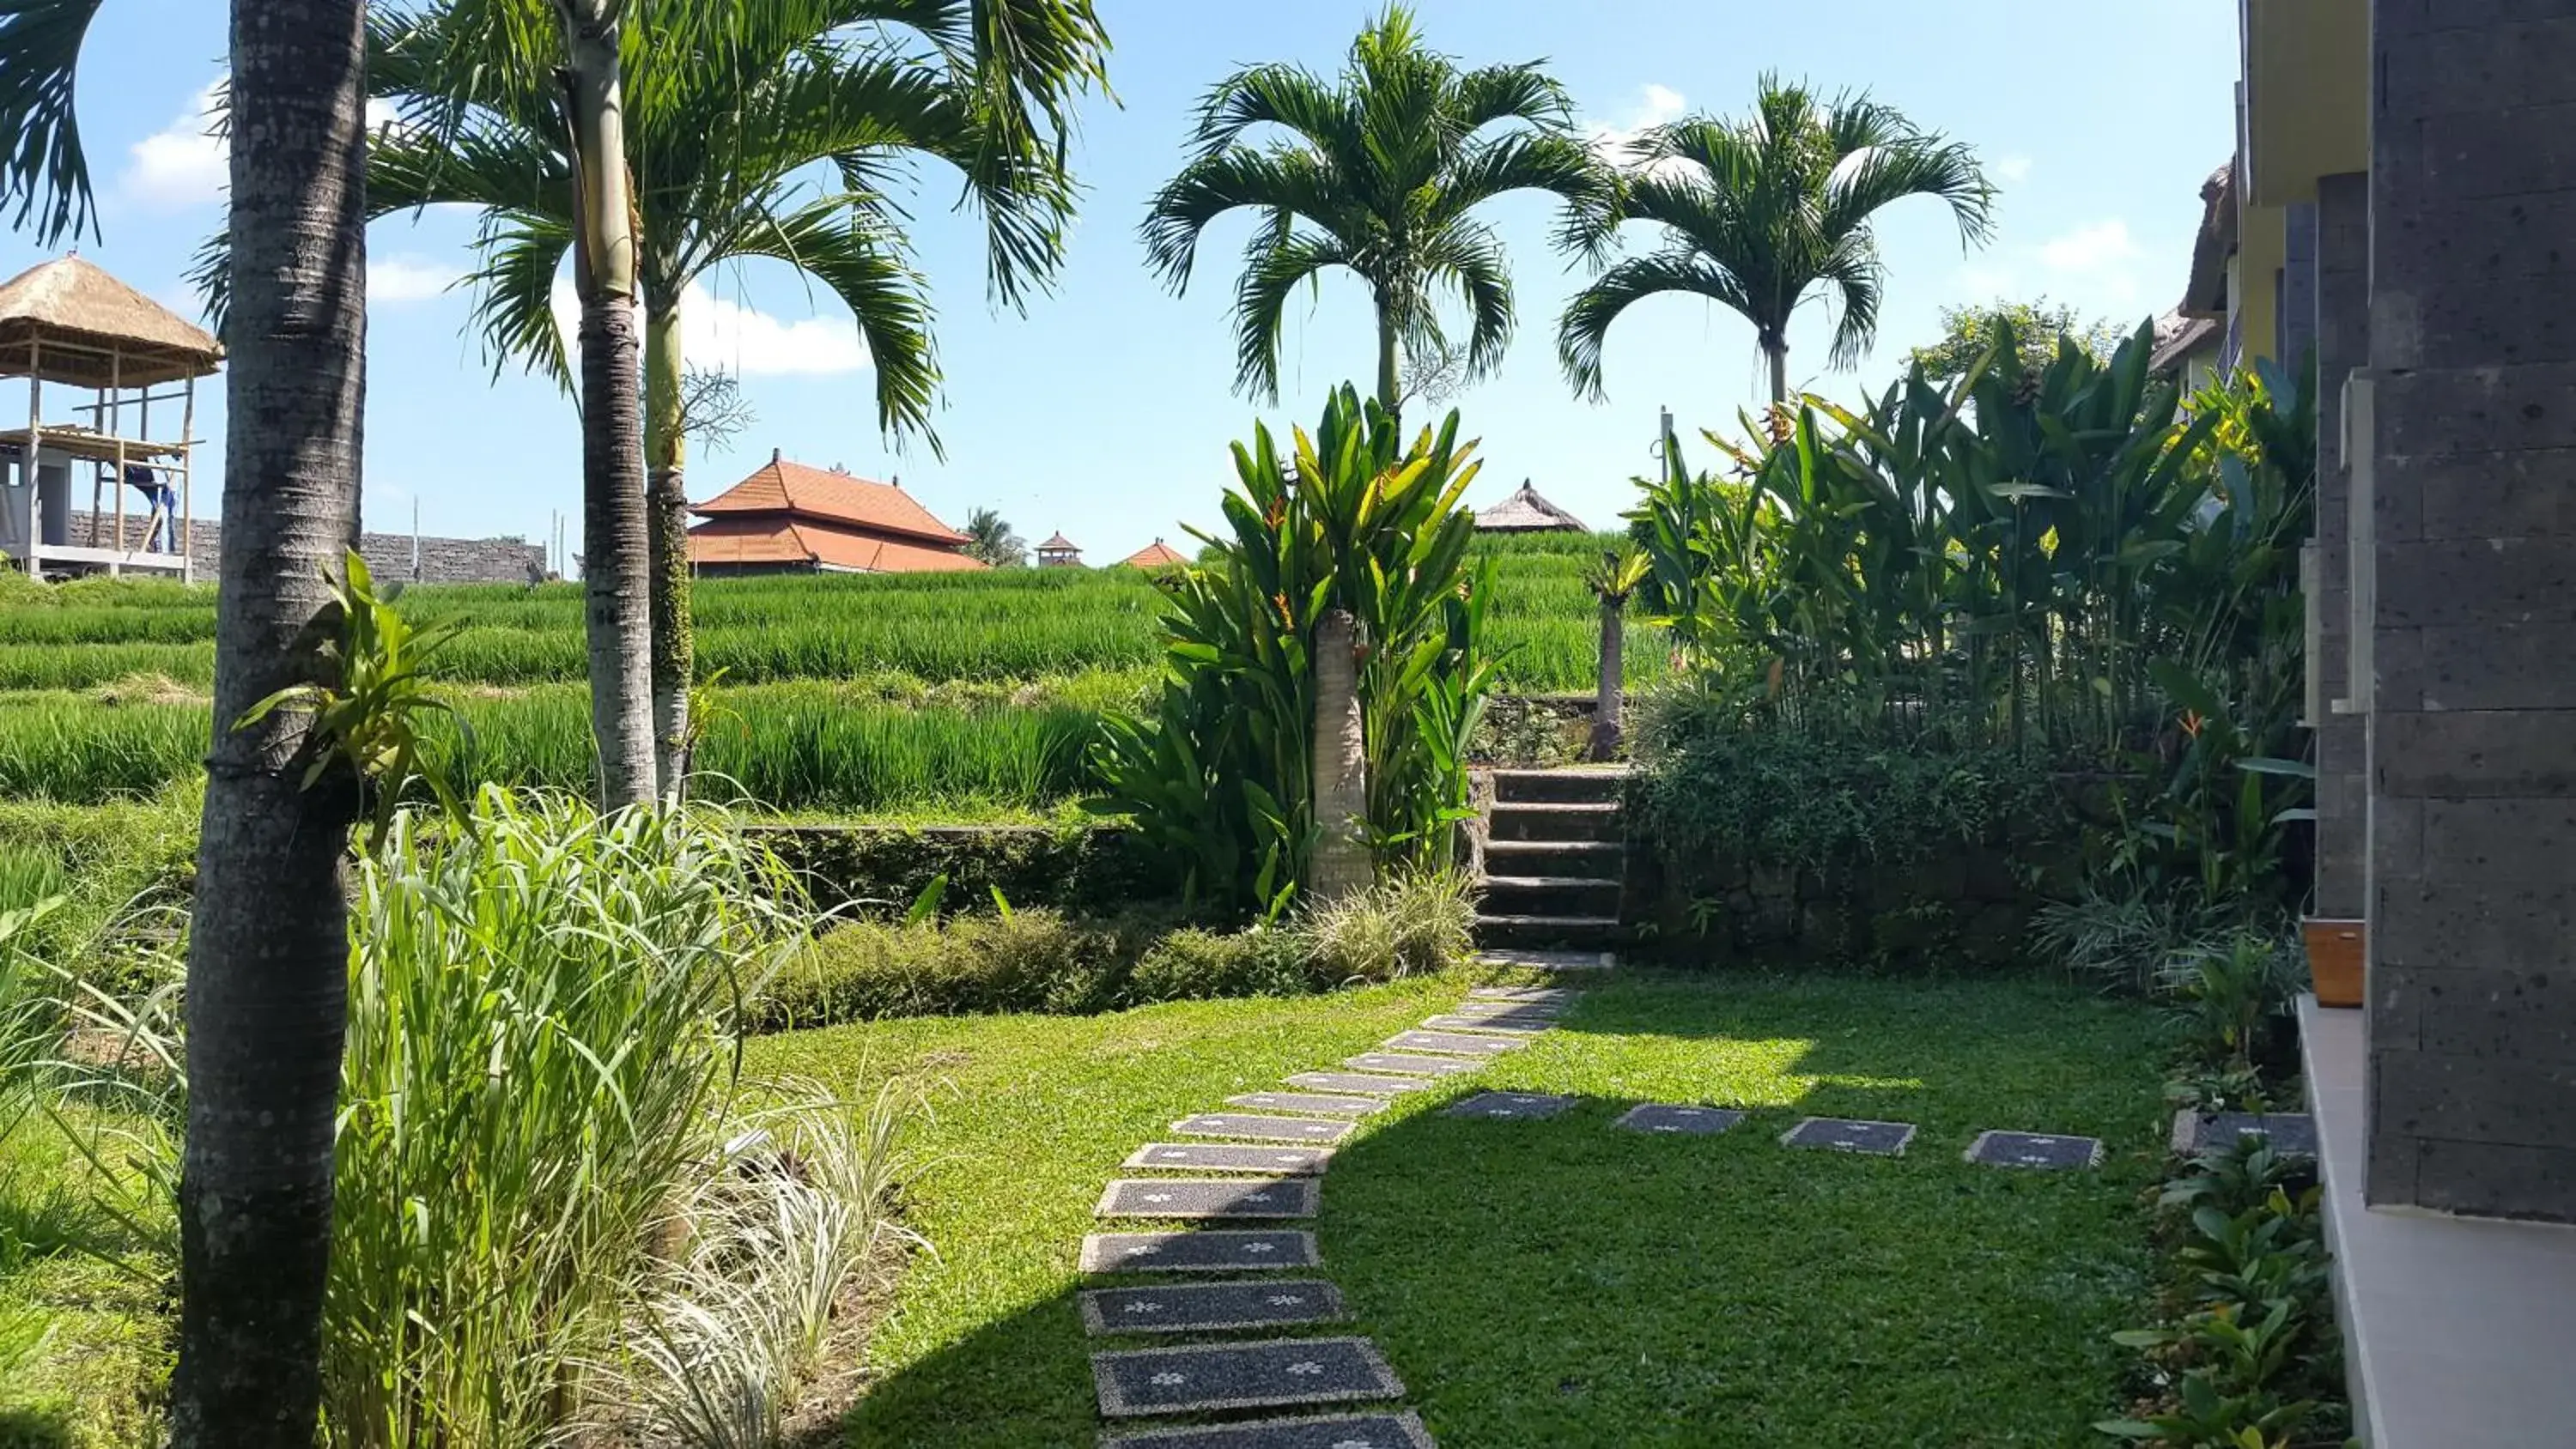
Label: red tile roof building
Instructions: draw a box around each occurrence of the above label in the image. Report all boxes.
[1122,538,1189,569]
[687,451,984,574]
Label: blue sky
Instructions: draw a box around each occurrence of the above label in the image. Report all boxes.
[3,0,2237,562]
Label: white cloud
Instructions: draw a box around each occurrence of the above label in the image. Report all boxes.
[1954,263,2021,300]
[1993,155,2033,185]
[120,79,226,212]
[1586,82,1690,172]
[2038,219,2142,275]
[549,276,870,376]
[369,255,455,304]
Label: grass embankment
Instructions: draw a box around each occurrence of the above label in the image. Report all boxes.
[750,969,2166,1447]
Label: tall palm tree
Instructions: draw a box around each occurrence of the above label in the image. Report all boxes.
[1559,74,1996,403]
[961,506,1025,567]
[0,0,371,1440]
[1141,3,1611,416]
[367,0,1105,790]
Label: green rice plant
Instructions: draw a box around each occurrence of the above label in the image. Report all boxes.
[0,642,216,690]
[324,788,805,1448]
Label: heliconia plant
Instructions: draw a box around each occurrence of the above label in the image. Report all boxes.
[1091,385,1496,917]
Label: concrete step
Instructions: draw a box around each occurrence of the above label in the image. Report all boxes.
[1474,912,1623,950]
[1483,838,1625,882]
[1488,801,1622,843]
[1491,767,1628,805]
[1478,875,1621,918]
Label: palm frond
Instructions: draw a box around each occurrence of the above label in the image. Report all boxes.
[1417,221,1514,383]
[1228,229,1352,403]
[1141,148,1354,291]
[732,196,942,452]
[1558,247,1751,399]
[1820,133,1995,248]
[462,212,576,388]
[1431,130,1613,262]
[0,0,106,245]
[1448,60,1573,133]
[1813,239,1886,372]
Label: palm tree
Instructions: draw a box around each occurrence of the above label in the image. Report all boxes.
[0,0,371,1439]
[1583,543,1649,761]
[962,506,1025,567]
[367,0,1105,791]
[1559,74,1995,404]
[1141,3,1611,416]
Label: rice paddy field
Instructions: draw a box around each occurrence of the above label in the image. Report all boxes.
[0,534,1663,817]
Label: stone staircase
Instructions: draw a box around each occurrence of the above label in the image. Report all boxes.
[1475,767,1628,955]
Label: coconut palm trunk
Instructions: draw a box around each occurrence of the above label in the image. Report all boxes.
[560,0,656,808]
[168,0,368,1439]
[1309,607,1371,903]
[1764,334,1788,403]
[1374,304,1401,416]
[1589,594,1625,761]
[644,294,690,795]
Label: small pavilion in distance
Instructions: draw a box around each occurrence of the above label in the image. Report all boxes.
[1474,480,1587,534]
[1036,531,1082,567]
[0,257,221,579]
[1121,538,1188,569]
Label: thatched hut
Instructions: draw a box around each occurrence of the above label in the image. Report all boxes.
[1474,480,1587,534]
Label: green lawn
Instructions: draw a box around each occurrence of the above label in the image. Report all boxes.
[747,968,2169,1447]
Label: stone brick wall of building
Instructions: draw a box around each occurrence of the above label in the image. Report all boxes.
[64,512,549,585]
[2364,2,2576,1222]
[2312,172,2370,922]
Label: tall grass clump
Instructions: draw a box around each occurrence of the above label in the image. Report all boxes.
[322,788,898,1447]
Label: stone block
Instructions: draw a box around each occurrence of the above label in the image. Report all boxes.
[2373,710,2576,796]
[2422,797,2576,882]
[2372,1046,2576,1146]
[2416,100,2576,203]
[2412,967,2576,1058]
[2388,20,2576,115]
[2392,622,2576,710]
[2369,796,2426,882]
[2365,1116,2423,1206]
[2382,447,2576,542]
[2411,1137,2576,1222]
[2377,363,2576,458]
[2374,538,2576,629]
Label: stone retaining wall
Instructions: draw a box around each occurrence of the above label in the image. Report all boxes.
[65,511,548,585]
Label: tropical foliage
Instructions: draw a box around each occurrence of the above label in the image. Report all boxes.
[1142,3,1612,409]
[1562,73,1993,401]
[1091,385,1496,914]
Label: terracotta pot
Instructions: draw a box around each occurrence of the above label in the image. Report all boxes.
[2302,917,2365,1009]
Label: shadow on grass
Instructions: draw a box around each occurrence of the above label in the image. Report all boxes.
[838,968,2165,1448]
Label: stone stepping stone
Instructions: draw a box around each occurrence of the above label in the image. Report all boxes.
[1478,949,1614,973]
[1447,997,1565,1018]
[1174,1113,1354,1144]
[1124,1143,1334,1175]
[2170,1110,2318,1160]
[1081,1230,1319,1274]
[1443,1091,1576,1121]
[1080,1279,1347,1336]
[1381,1029,1525,1057]
[1100,1410,1437,1449]
[1342,1052,1485,1077]
[1285,1070,1435,1095]
[1965,1130,2104,1170]
[1091,1336,1404,1418]
[1613,1103,1744,1136]
[1226,1090,1387,1118]
[1097,1178,1319,1220]
[1467,985,1580,1004]
[1419,1012,1552,1034]
[1781,1117,1916,1155]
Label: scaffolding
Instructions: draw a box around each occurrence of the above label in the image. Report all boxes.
[0,257,222,580]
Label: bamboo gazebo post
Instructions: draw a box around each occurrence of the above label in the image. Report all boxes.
[23,338,40,556]
[178,373,195,581]
[107,349,123,573]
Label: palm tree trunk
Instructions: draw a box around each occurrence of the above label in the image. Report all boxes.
[1309,607,1371,904]
[168,1,367,1440]
[561,0,655,809]
[1375,306,1401,419]
[1589,597,1625,761]
[644,294,691,797]
[1765,337,1789,403]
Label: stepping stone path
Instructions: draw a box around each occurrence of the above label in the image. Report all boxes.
[1614,1103,1744,1136]
[1124,1143,1335,1175]
[1782,1117,1917,1155]
[1081,1231,1318,1274]
[1965,1131,2103,1170]
[1101,1410,1437,1449]
[1175,1113,1356,1144]
[2171,1109,2318,1160]
[1076,972,1596,1440]
[1097,1178,1319,1220]
[1081,1280,1347,1336]
[1443,1091,1576,1121]
[1467,985,1582,1003]
[1091,1337,1406,1418]
[1227,1091,1388,1117]
[1379,1029,1525,1057]
[1343,1051,1484,1076]
[1285,1070,1436,1095]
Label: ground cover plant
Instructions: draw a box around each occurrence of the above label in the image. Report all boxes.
[748,968,2165,1447]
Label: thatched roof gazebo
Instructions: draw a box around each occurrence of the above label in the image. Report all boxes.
[1475,480,1587,533]
[0,257,221,579]
[1036,530,1082,567]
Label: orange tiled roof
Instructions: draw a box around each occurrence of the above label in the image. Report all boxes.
[691,454,971,545]
[687,517,987,573]
[1123,538,1189,568]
